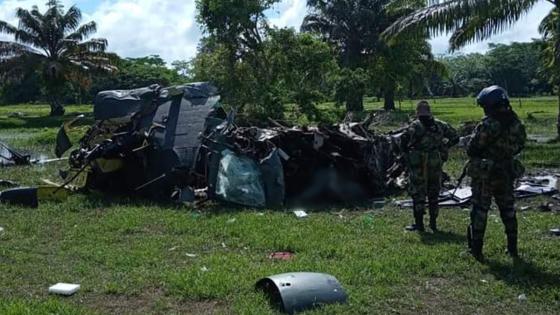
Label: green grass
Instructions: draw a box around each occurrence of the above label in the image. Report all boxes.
[0,99,559,314]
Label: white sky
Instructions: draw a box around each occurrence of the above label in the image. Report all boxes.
[0,0,554,62]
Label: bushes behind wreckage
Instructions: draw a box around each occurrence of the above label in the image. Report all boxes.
[61,83,398,208]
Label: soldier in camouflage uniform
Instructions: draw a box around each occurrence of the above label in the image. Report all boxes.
[402,101,459,232]
[467,86,527,262]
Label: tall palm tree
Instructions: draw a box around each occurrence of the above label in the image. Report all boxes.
[301,0,430,111]
[384,0,560,137]
[0,0,116,116]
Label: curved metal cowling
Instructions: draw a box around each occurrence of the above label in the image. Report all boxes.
[256,272,348,314]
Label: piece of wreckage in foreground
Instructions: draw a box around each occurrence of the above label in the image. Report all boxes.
[54,82,398,207]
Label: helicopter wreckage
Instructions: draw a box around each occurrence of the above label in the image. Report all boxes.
[1,82,407,208]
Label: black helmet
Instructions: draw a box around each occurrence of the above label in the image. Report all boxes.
[477,85,509,108]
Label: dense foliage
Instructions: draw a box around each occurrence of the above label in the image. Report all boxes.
[0,0,559,134]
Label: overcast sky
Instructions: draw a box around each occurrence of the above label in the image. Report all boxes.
[0,0,554,63]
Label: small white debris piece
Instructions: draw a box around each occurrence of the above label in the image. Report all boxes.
[169,246,179,252]
[200,266,209,272]
[221,242,227,248]
[518,294,527,303]
[49,283,80,296]
[185,253,197,258]
[227,218,237,224]
[293,210,308,218]
[0,227,4,233]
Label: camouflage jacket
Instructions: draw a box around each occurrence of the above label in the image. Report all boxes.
[467,114,526,178]
[400,119,459,154]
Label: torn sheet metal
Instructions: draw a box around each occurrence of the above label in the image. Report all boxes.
[64,82,223,201]
[202,118,396,205]
[515,176,559,198]
[256,272,348,314]
[0,141,31,167]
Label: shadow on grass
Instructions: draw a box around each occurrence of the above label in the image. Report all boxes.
[0,112,94,129]
[484,257,560,290]
[420,230,465,246]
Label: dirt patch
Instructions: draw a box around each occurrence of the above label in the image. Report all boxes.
[78,289,228,315]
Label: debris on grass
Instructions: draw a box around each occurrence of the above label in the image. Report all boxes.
[372,199,386,209]
[256,272,348,314]
[518,293,528,303]
[185,253,198,258]
[0,226,4,233]
[293,210,309,219]
[200,266,209,272]
[48,283,80,296]
[227,218,237,224]
[550,228,560,236]
[397,174,560,208]
[541,202,560,212]
[268,252,295,261]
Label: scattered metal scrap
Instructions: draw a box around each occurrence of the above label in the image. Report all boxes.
[396,174,560,208]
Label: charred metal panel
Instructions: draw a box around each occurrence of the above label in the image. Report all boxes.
[256,272,348,314]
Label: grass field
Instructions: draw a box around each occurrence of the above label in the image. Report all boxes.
[0,98,559,314]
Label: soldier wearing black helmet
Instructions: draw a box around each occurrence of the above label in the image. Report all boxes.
[467,86,527,262]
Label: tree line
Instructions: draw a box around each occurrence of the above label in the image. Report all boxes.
[1,0,559,136]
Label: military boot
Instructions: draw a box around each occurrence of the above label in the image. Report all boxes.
[467,226,484,262]
[470,239,485,262]
[406,214,425,232]
[506,234,519,258]
[429,205,439,232]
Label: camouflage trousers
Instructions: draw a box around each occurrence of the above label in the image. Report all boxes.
[470,175,517,241]
[408,151,442,219]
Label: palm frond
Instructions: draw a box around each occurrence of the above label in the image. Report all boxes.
[62,5,83,33]
[15,8,43,37]
[65,21,97,41]
[0,41,41,58]
[539,8,558,38]
[0,20,17,35]
[383,0,540,50]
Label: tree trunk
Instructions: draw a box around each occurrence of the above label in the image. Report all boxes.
[384,87,396,111]
[346,91,364,112]
[49,97,65,116]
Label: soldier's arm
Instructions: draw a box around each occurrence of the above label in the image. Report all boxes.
[512,122,527,155]
[467,123,489,158]
[444,123,460,148]
[399,127,412,154]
